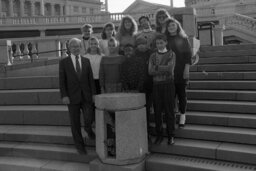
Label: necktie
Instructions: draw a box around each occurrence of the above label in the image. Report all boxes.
[75,55,81,77]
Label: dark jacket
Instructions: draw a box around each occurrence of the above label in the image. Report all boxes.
[59,56,95,104]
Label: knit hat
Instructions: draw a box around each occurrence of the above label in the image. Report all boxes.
[136,37,147,46]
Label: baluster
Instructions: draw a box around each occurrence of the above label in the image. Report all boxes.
[15,43,22,60]
[23,42,30,59]
[31,43,38,60]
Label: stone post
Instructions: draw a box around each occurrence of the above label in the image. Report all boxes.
[40,0,44,16]
[9,0,14,17]
[20,0,25,17]
[51,3,55,16]
[60,5,64,16]
[214,24,225,46]
[0,0,2,17]
[0,40,13,66]
[90,93,148,171]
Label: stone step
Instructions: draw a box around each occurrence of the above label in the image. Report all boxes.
[187,90,256,101]
[0,141,96,163]
[0,105,69,126]
[188,80,256,90]
[188,100,256,114]
[0,125,95,146]
[198,49,256,58]
[190,71,256,80]
[200,44,256,52]
[0,89,61,105]
[190,63,256,72]
[0,156,89,171]
[0,76,58,90]
[198,56,256,64]
[146,153,256,171]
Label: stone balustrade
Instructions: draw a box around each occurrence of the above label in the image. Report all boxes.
[220,13,256,36]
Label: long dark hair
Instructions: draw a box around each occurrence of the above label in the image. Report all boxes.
[155,8,171,33]
[165,18,187,38]
[117,15,138,37]
[101,22,116,40]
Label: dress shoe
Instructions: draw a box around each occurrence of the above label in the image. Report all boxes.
[87,130,95,140]
[167,137,175,145]
[179,114,186,128]
[154,136,163,145]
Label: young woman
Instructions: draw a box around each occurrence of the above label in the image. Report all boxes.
[165,18,192,128]
[99,22,116,56]
[116,15,138,55]
[155,8,172,34]
[84,37,103,95]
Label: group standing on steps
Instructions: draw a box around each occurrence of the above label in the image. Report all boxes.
[59,8,194,155]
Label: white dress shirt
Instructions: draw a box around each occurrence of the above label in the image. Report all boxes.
[70,54,82,71]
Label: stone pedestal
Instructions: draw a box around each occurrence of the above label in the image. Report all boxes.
[214,25,225,46]
[0,40,13,66]
[90,93,148,171]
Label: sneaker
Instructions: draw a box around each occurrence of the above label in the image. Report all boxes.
[167,137,175,145]
[179,114,186,128]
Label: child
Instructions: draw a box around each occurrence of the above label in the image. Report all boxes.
[165,18,192,128]
[99,37,125,93]
[99,22,116,56]
[135,37,153,143]
[148,33,176,145]
[84,37,103,94]
[80,24,93,55]
[120,44,146,92]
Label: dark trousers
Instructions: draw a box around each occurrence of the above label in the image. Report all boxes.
[94,79,101,95]
[145,92,152,133]
[153,81,175,137]
[68,102,94,150]
[175,83,187,114]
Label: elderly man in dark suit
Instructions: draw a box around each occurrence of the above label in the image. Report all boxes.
[59,38,95,154]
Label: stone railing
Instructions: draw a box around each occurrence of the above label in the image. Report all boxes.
[220,13,256,36]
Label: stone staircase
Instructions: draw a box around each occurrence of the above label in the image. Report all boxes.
[1,44,256,170]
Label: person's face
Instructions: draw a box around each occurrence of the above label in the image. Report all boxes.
[167,22,178,35]
[108,41,117,54]
[89,39,99,51]
[137,43,147,52]
[140,18,150,29]
[156,39,167,51]
[124,19,132,30]
[82,28,92,38]
[157,13,168,25]
[124,46,134,58]
[69,41,81,56]
[105,26,114,38]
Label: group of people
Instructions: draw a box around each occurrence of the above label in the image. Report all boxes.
[59,8,193,155]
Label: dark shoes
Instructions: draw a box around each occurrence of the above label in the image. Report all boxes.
[154,136,163,145]
[168,137,175,145]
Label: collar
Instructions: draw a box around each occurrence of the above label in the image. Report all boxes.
[158,48,168,54]
[71,54,80,59]
[142,28,152,33]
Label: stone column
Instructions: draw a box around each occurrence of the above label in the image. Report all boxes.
[64,5,69,15]
[0,40,13,66]
[20,0,25,17]
[60,5,64,16]
[40,0,44,16]
[0,0,2,17]
[182,8,197,38]
[214,24,225,46]
[9,0,14,17]
[51,3,55,16]
[31,1,35,16]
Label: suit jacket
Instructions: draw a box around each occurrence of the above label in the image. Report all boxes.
[59,55,95,104]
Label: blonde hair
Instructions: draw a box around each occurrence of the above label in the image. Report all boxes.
[86,37,101,55]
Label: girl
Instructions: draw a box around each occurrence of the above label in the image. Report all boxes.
[116,15,138,55]
[99,22,116,56]
[165,18,192,128]
[99,37,125,93]
[155,8,172,34]
[85,37,103,95]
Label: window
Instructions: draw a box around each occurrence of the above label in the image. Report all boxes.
[82,7,87,13]
[90,8,94,14]
[73,6,79,13]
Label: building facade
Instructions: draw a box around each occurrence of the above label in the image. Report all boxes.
[0,0,102,17]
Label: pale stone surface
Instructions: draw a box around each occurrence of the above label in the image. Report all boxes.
[95,93,145,111]
[96,109,107,160]
[0,40,12,65]
[90,158,145,171]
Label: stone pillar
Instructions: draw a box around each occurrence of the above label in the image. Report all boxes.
[31,1,35,16]
[214,24,225,46]
[51,3,55,16]
[20,0,25,17]
[64,5,69,15]
[40,29,46,37]
[182,8,197,38]
[60,5,64,16]
[9,0,14,17]
[0,40,13,66]
[40,0,44,16]
[90,93,147,171]
[0,0,2,17]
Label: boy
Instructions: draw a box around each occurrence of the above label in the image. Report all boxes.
[148,33,176,145]
[80,24,93,55]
